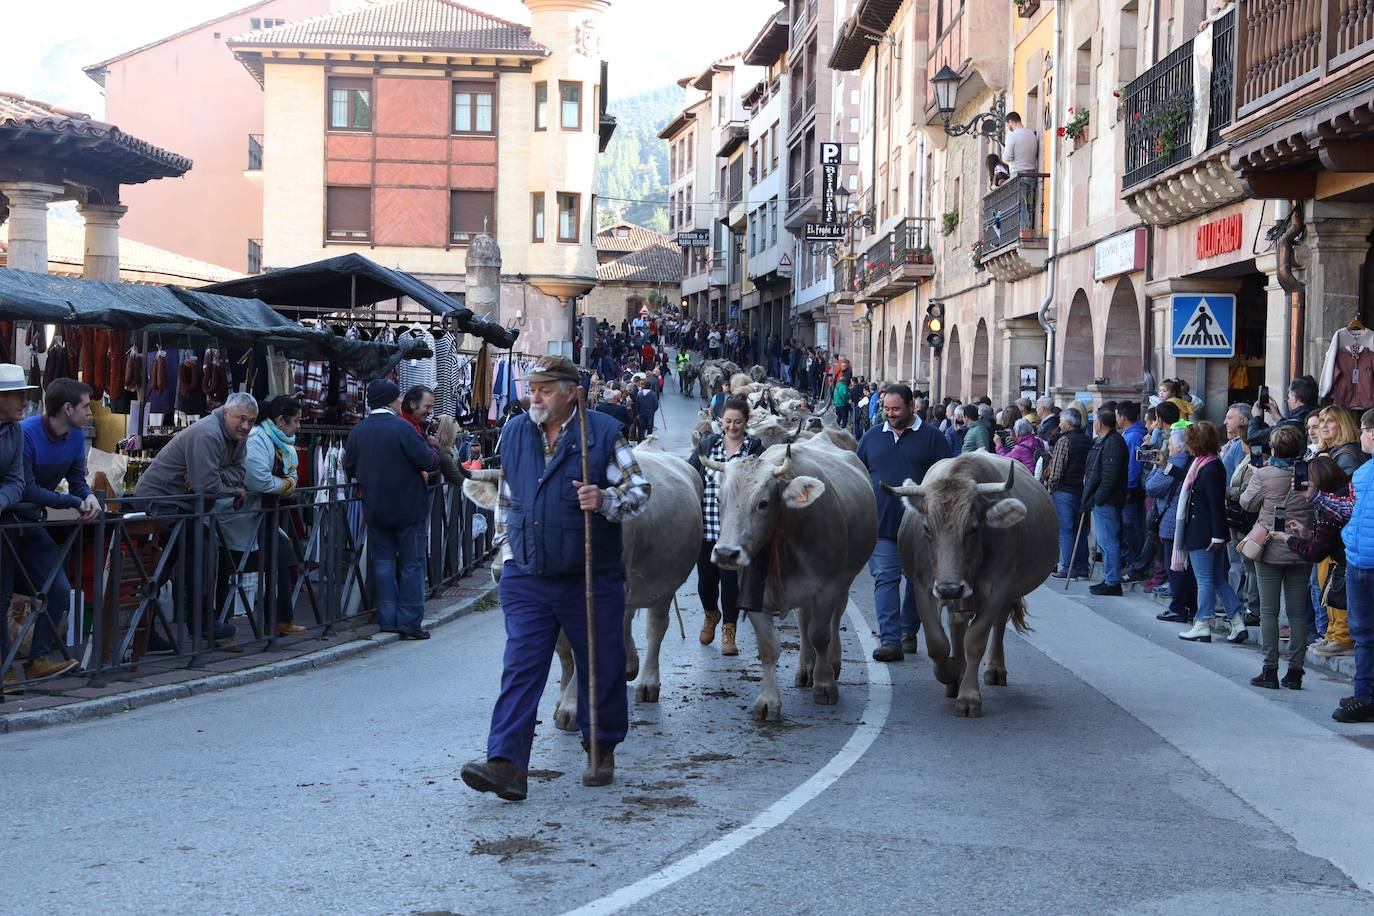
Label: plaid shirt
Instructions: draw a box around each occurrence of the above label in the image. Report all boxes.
[493,410,651,560]
[702,435,758,542]
[1046,433,1070,490]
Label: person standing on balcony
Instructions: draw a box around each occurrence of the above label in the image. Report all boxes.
[1003,112,1040,177]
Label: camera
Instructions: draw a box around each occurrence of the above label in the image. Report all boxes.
[1135,445,1162,464]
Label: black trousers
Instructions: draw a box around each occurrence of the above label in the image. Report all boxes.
[215,537,297,628]
[697,540,740,625]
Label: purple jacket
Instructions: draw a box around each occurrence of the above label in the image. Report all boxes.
[996,434,1041,473]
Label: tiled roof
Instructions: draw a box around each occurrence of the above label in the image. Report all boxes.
[597,244,683,285]
[0,217,242,285]
[596,223,672,254]
[229,0,547,55]
[83,0,280,86]
[0,91,191,183]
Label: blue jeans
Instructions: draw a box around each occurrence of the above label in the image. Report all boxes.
[1312,565,1327,638]
[1188,546,1244,623]
[488,562,628,768]
[1052,490,1090,576]
[1346,565,1374,701]
[0,526,74,665]
[1091,504,1123,585]
[1162,539,1197,615]
[868,537,918,647]
[1121,491,1145,570]
[368,521,427,631]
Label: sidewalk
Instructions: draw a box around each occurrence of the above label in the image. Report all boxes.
[1075,576,1356,681]
[0,563,498,735]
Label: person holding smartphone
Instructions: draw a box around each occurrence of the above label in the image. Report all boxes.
[1248,376,1320,452]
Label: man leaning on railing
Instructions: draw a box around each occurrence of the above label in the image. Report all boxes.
[0,363,41,693]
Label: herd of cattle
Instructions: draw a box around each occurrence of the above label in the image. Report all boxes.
[461,365,1055,721]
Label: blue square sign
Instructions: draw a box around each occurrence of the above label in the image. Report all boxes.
[1169,294,1236,358]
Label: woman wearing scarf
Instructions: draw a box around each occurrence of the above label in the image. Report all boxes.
[1239,425,1321,686]
[238,396,307,637]
[1168,421,1249,644]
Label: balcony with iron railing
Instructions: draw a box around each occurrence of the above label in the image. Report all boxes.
[1121,9,1242,225]
[979,174,1048,281]
[789,79,817,129]
[854,218,937,300]
[832,258,859,305]
[786,171,815,218]
[247,134,263,172]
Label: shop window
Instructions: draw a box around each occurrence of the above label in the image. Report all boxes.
[532,192,546,242]
[560,82,583,130]
[328,78,372,131]
[450,190,495,244]
[326,187,370,240]
[454,82,495,134]
[535,82,548,131]
[558,193,581,242]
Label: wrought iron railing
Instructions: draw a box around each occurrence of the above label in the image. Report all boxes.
[853,218,934,293]
[1121,40,1194,189]
[247,133,264,171]
[981,174,1046,252]
[1208,9,1237,148]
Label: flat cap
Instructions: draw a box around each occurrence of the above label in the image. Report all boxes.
[527,355,581,384]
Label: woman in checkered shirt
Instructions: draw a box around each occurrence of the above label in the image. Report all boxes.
[687,396,764,657]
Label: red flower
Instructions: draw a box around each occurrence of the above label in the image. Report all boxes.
[1134,111,1141,120]
[1112,90,1120,97]
[1056,126,1066,136]
[1068,107,1074,114]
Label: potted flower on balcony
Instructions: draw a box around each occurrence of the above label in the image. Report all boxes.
[971,239,986,272]
[918,243,934,265]
[1144,96,1190,159]
[942,209,960,237]
[1059,107,1090,148]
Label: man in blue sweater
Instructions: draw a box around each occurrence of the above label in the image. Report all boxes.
[344,379,439,640]
[857,383,953,662]
[0,364,38,692]
[6,379,97,681]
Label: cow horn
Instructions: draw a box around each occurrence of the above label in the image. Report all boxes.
[785,417,805,443]
[975,462,1017,496]
[462,467,502,482]
[772,453,791,477]
[696,442,728,473]
[881,481,925,498]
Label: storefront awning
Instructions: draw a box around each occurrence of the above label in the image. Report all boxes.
[200,253,519,350]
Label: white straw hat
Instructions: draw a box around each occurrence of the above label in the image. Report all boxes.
[0,364,38,393]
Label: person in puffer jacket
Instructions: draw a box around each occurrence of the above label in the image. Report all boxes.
[1334,408,1374,722]
[995,418,1041,473]
[1145,430,1196,623]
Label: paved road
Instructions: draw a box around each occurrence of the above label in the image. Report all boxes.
[7,374,1374,915]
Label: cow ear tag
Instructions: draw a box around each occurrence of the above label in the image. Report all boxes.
[782,476,826,508]
[985,498,1027,529]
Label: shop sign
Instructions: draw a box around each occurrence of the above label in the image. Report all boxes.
[820,142,841,224]
[677,229,710,248]
[1169,293,1236,358]
[1093,228,1146,280]
[1195,213,1243,260]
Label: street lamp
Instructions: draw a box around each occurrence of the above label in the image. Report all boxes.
[930,64,1006,146]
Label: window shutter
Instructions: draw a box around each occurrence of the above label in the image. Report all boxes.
[450,190,495,241]
[327,187,371,238]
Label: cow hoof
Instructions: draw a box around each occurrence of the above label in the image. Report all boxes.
[954,698,983,718]
[626,660,640,681]
[635,682,660,703]
[984,668,1007,687]
[812,683,839,705]
[751,698,782,721]
[945,681,959,698]
[553,706,579,732]
[794,668,813,688]
[832,661,842,678]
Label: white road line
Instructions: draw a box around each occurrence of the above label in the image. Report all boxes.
[561,601,892,916]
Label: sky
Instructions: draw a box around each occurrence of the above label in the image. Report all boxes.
[0,0,785,117]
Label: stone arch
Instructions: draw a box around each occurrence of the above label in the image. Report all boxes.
[875,327,885,379]
[945,324,963,402]
[1062,289,1095,391]
[1102,277,1142,388]
[972,318,990,399]
[902,321,914,381]
[887,326,898,378]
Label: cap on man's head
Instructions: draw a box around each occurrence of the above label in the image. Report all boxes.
[367,378,400,410]
[527,355,581,384]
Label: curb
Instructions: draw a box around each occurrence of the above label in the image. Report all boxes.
[0,580,499,736]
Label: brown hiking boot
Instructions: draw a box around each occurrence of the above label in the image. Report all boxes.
[2,667,24,696]
[581,745,616,787]
[24,657,78,680]
[699,609,722,645]
[275,622,308,637]
[721,623,739,656]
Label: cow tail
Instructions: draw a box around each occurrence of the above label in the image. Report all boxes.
[1009,598,1032,634]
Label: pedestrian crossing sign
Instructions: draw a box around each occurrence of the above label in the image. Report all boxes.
[1169,294,1236,358]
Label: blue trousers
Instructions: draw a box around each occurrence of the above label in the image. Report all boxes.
[488,562,628,770]
[0,526,73,664]
[1052,490,1090,576]
[1092,504,1123,585]
[868,537,919,647]
[1121,491,1145,570]
[368,521,427,631]
[1346,565,1374,701]
[1188,546,1244,622]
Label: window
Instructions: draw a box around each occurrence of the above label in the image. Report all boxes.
[454,82,495,134]
[326,187,371,240]
[450,190,495,243]
[769,198,778,247]
[247,239,262,274]
[770,125,779,170]
[535,82,548,131]
[328,78,372,131]
[687,132,694,169]
[531,193,546,242]
[560,82,582,130]
[557,193,580,242]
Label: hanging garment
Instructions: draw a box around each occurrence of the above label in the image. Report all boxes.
[396,326,438,395]
[433,330,457,417]
[471,344,492,414]
[41,336,75,388]
[176,353,207,415]
[1321,326,1374,409]
[1227,363,1249,391]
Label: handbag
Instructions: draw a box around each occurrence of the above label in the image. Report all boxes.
[1237,521,1271,562]
[1324,560,1349,611]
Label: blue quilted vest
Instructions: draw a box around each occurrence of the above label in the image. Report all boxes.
[503,409,625,577]
[1344,459,1374,569]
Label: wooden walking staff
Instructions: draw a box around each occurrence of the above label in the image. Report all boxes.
[1066,511,1087,592]
[576,386,601,774]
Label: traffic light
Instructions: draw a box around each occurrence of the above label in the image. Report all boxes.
[925,301,946,350]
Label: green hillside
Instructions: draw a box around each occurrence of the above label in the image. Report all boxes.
[597,84,683,235]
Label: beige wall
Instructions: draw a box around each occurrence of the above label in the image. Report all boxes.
[98,0,331,272]
[583,283,679,325]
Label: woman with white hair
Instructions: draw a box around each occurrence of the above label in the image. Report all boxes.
[1145,428,1197,624]
[995,417,1041,472]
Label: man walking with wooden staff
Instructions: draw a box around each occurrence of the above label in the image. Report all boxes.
[461,356,651,802]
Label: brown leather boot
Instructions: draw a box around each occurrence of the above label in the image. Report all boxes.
[721,622,739,656]
[581,744,616,787]
[699,610,722,645]
[460,757,528,801]
[24,657,78,680]
[2,667,24,696]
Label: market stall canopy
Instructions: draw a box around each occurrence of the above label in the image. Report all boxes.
[0,267,404,378]
[199,253,520,350]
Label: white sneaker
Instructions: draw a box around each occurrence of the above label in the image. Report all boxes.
[1179,619,1212,642]
[1309,639,1335,656]
[1227,615,1249,643]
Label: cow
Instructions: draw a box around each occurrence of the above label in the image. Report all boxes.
[705,434,877,720]
[883,452,1057,717]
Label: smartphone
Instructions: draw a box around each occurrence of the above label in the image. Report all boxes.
[1249,443,1265,468]
[1273,505,1288,528]
[1257,385,1271,411]
[1293,458,1309,491]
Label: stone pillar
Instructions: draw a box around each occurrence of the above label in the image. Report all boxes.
[999,317,1048,406]
[1302,205,1374,378]
[464,233,502,331]
[1254,253,1291,395]
[0,182,63,273]
[1143,276,1240,422]
[77,203,128,282]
